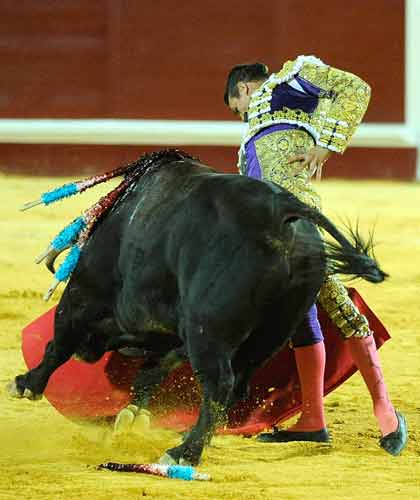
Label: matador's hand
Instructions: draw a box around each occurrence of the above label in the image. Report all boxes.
[288,145,332,180]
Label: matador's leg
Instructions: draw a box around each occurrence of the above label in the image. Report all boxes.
[251,128,407,453]
[318,275,370,339]
[257,305,329,443]
[255,130,329,442]
[318,275,407,454]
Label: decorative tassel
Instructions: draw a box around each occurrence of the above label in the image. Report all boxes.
[41,183,79,205]
[97,462,211,481]
[35,216,85,268]
[50,217,86,251]
[21,183,79,211]
[20,162,136,211]
[36,217,86,266]
[55,245,82,282]
[43,245,82,301]
[24,150,197,300]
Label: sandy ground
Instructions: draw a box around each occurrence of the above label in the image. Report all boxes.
[0,173,419,499]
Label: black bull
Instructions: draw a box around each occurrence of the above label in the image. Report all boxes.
[10,157,386,465]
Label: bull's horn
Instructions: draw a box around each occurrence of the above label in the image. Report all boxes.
[43,279,60,301]
[35,246,54,264]
[20,199,43,211]
[36,245,69,274]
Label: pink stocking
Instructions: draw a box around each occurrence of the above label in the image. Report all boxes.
[348,335,397,436]
[289,342,327,431]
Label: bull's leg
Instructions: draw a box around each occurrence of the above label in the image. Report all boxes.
[9,297,98,400]
[160,338,235,466]
[114,347,187,435]
[132,347,187,409]
[230,286,321,407]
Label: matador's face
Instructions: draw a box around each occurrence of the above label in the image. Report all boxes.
[228,81,253,122]
[228,80,264,122]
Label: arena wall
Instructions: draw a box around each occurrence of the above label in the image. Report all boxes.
[0,0,416,179]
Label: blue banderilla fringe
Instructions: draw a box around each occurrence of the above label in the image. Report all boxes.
[55,245,82,282]
[51,216,86,251]
[41,183,79,205]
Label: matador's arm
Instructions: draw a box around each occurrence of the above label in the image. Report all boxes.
[298,63,371,153]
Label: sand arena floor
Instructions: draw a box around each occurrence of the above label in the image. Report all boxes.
[0,174,419,499]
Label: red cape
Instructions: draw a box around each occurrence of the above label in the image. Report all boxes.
[22,288,389,435]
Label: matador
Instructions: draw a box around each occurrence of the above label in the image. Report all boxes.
[224,55,407,455]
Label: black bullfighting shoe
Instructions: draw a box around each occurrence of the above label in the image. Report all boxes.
[379,410,408,456]
[257,427,330,443]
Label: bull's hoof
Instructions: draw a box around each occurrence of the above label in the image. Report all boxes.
[159,453,178,465]
[135,408,151,432]
[159,446,199,466]
[179,458,194,466]
[113,405,151,436]
[23,388,43,401]
[113,405,138,435]
[6,380,23,398]
[7,380,43,401]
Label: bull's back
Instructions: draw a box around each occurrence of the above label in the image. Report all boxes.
[74,161,318,315]
[117,166,306,282]
[152,173,301,326]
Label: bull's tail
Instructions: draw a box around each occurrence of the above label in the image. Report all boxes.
[281,195,388,284]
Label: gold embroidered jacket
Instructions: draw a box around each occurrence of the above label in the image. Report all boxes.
[241,55,371,156]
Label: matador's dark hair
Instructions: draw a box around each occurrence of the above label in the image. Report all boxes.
[223,63,269,106]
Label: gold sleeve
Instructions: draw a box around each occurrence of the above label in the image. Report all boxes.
[298,64,371,153]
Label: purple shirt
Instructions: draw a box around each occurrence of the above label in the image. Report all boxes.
[244,74,325,179]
